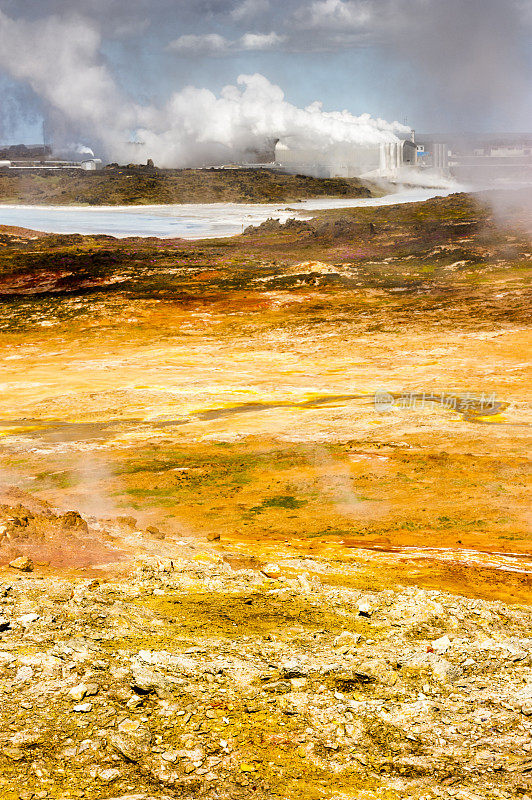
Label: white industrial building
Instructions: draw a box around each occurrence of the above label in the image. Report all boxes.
[274,134,416,179]
[0,158,103,171]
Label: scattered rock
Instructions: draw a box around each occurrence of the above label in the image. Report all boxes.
[146,525,165,540]
[432,634,451,654]
[73,702,92,713]
[9,556,33,572]
[116,515,137,529]
[131,665,168,695]
[431,657,461,683]
[262,680,292,694]
[261,563,281,579]
[357,598,372,617]
[280,661,307,679]
[334,631,361,649]
[69,683,88,701]
[98,768,121,782]
[0,521,529,799]
[61,511,89,533]
[110,733,147,763]
[17,612,40,626]
[118,719,141,735]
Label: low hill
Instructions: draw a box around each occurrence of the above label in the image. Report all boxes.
[0,167,374,206]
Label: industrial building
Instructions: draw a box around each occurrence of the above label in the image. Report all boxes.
[274,132,418,179]
[0,143,103,171]
[416,133,532,181]
[0,157,102,171]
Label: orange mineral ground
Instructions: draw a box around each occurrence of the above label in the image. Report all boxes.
[0,188,531,800]
[0,190,530,603]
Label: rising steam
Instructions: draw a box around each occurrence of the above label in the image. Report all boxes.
[0,9,409,166]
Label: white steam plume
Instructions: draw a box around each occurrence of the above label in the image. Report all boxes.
[0,9,409,167]
[0,11,135,155]
[134,74,410,167]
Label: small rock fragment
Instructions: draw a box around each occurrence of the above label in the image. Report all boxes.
[357,598,372,617]
[9,556,33,572]
[161,750,179,762]
[117,515,137,529]
[334,631,361,649]
[98,767,120,782]
[281,662,307,679]
[146,525,165,540]
[118,719,141,735]
[61,511,88,533]
[73,702,93,713]
[69,683,88,701]
[262,563,281,579]
[131,664,167,694]
[432,634,451,654]
[17,613,40,626]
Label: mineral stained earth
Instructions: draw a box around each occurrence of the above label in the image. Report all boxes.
[0,185,530,800]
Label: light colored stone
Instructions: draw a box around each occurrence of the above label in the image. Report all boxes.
[161,750,179,762]
[432,634,451,654]
[262,563,281,579]
[73,702,93,712]
[14,666,33,682]
[17,613,40,626]
[69,683,88,701]
[357,598,372,617]
[9,556,33,572]
[334,631,361,648]
[98,768,121,782]
[118,718,141,735]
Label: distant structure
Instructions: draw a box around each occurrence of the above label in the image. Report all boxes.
[416,133,532,180]
[273,131,418,179]
[80,159,103,171]
[0,144,103,171]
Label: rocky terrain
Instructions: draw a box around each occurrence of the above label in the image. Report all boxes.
[0,188,530,798]
[1,500,532,800]
[0,167,373,206]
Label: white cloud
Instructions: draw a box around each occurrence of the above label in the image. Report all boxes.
[239,31,286,49]
[168,30,285,55]
[168,33,232,55]
[295,0,373,31]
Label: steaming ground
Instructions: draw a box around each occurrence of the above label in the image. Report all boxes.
[0,188,529,595]
[0,189,530,799]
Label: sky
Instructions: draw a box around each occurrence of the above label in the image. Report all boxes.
[0,0,531,161]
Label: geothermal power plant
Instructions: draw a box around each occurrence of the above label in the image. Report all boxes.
[273,133,417,179]
[2,131,531,182]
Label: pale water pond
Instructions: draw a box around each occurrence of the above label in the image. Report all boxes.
[0,187,456,239]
